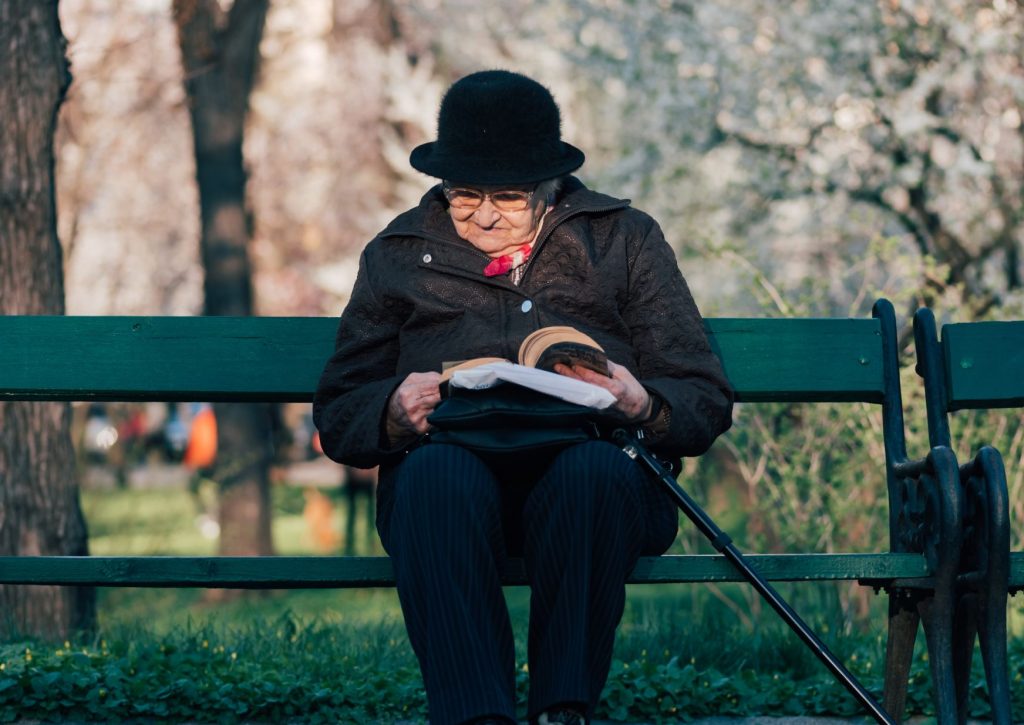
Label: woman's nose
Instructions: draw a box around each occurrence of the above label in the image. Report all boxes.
[472,201,502,225]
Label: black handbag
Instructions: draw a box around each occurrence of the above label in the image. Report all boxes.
[426,383,615,454]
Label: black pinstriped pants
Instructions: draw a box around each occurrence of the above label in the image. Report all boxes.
[377,440,679,725]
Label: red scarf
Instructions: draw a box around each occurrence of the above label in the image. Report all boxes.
[481,208,550,277]
[483,243,533,277]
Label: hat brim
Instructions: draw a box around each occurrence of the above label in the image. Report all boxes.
[409,142,585,185]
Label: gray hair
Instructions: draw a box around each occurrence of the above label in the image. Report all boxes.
[536,176,566,205]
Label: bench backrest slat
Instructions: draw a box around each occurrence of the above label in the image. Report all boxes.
[708,318,884,403]
[0,316,885,404]
[0,317,335,402]
[943,320,1024,411]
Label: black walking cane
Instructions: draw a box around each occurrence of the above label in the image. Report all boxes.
[612,429,895,725]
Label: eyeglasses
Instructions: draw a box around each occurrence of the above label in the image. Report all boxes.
[442,184,535,212]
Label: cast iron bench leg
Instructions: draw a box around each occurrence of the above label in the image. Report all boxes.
[959,447,1011,724]
[883,593,920,719]
[952,593,979,719]
[883,587,959,724]
[921,586,960,723]
[889,446,963,724]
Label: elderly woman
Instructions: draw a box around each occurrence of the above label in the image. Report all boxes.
[314,70,733,725]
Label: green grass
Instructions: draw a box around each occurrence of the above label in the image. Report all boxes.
[0,479,1011,721]
[82,478,397,635]
[3,605,1011,723]
[81,478,381,558]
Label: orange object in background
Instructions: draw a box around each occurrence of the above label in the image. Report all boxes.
[303,487,341,552]
[183,405,217,469]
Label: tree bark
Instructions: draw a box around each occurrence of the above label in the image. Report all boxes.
[173,0,274,558]
[0,0,95,639]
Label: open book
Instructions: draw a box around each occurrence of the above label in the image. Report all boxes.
[440,327,617,409]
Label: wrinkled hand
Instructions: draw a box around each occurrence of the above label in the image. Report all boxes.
[386,372,443,443]
[553,360,653,422]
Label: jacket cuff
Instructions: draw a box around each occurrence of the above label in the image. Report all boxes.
[377,380,426,456]
[639,387,672,443]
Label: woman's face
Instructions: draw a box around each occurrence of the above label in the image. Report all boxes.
[446,184,548,258]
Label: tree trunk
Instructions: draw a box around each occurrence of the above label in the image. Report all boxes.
[0,0,95,639]
[173,0,274,558]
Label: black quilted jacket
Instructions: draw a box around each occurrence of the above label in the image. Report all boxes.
[314,177,734,486]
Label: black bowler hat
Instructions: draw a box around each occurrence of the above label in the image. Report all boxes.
[410,70,585,185]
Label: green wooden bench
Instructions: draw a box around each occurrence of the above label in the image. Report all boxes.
[913,308,1021,724]
[0,300,960,721]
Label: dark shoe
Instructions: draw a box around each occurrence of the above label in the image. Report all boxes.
[537,706,585,724]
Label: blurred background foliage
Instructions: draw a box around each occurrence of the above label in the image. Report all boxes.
[52,0,1024,639]
[56,0,1023,320]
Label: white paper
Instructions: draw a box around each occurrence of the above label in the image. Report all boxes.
[449,361,617,409]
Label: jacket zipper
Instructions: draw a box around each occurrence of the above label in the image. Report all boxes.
[521,199,629,281]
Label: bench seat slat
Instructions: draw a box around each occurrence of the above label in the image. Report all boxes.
[0,316,885,403]
[0,553,928,588]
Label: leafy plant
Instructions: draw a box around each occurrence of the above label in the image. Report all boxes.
[0,613,1012,723]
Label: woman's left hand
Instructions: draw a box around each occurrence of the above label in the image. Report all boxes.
[553,360,652,422]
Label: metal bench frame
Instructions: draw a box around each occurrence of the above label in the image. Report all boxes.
[913,308,1018,724]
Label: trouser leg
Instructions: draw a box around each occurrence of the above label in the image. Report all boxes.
[379,444,516,725]
[522,440,677,720]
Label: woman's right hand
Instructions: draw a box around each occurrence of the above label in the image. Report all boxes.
[385,371,443,444]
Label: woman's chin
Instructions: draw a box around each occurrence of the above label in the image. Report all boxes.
[467,234,522,255]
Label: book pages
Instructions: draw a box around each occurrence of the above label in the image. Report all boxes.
[449,361,616,409]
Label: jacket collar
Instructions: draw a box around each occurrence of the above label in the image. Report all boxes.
[377,176,630,244]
